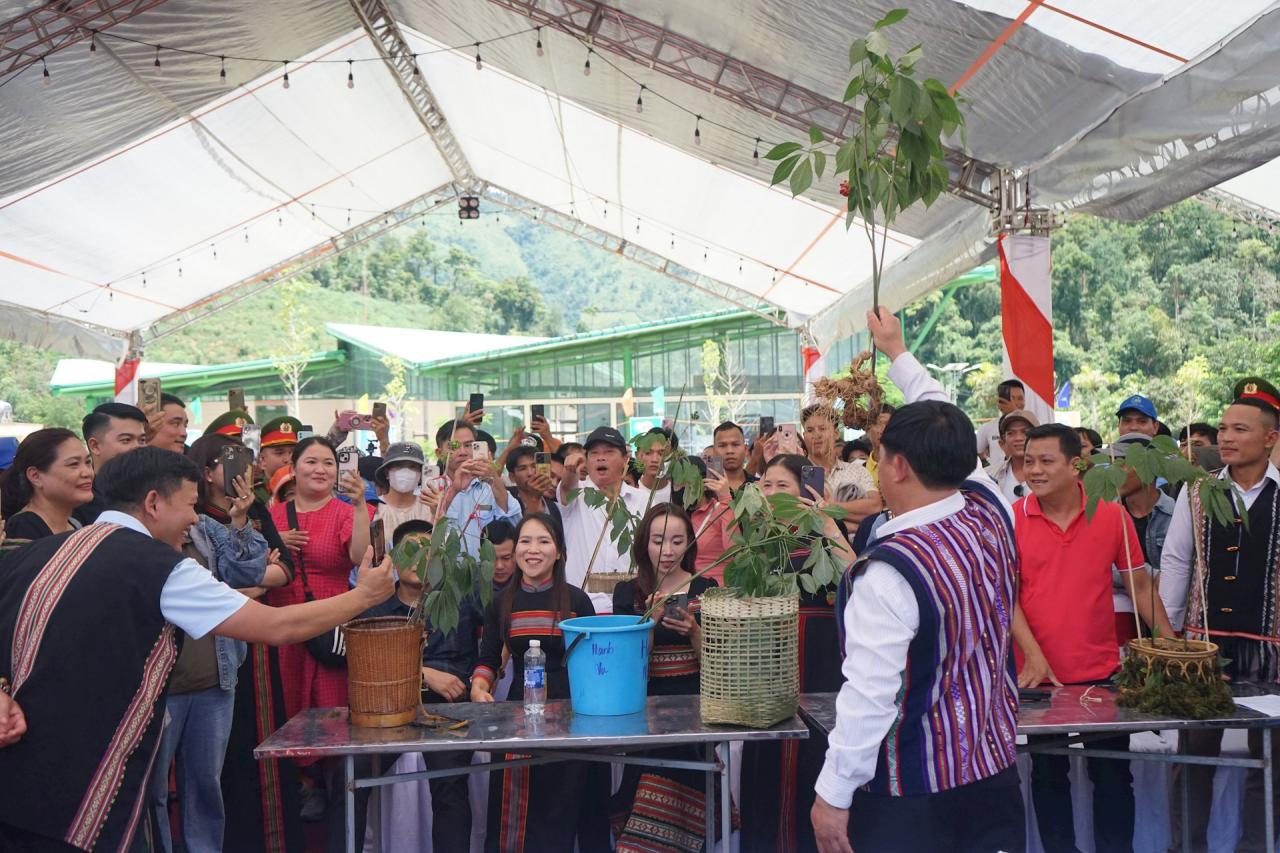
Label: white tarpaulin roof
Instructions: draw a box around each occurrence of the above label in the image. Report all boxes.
[3,0,1280,358]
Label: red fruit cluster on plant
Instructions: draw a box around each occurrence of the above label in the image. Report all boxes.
[839,179,850,197]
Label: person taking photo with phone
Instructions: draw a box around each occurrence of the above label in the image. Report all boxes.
[801,404,881,525]
[432,420,521,558]
[712,421,756,492]
[505,445,561,528]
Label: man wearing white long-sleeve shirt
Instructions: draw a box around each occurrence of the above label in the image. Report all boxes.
[812,309,1024,853]
[1159,378,1280,853]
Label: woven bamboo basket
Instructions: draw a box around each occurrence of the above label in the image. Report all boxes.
[699,588,799,727]
[583,572,636,595]
[1126,637,1220,684]
[344,616,424,728]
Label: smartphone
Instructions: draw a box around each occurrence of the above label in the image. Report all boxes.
[535,452,552,478]
[705,455,725,477]
[219,444,253,496]
[336,447,360,485]
[240,424,261,459]
[298,426,314,440]
[371,519,387,563]
[801,464,825,497]
[470,440,490,461]
[779,423,799,448]
[468,392,485,415]
[337,412,374,431]
[531,404,545,420]
[228,388,246,412]
[760,416,775,435]
[663,593,689,621]
[372,401,387,420]
[422,470,449,492]
[138,378,162,417]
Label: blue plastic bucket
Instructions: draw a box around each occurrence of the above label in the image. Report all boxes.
[559,615,653,716]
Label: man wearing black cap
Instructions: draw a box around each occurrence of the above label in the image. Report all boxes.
[1160,377,1280,852]
[558,426,650,608]
[984,409,1038,503]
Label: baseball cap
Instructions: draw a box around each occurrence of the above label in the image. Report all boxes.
[1108,433,1151,458]
[0,437,17,472]
[998,409,1040,436]
[374,442,425,488]
[1115,395,1157,420]
[584,426,628,452]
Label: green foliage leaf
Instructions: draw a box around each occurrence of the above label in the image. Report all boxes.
[888,77,919,126]
[426,553,444,588]
[865,28,889,58]
[808,126,824,145]
[813,150,827,179]
[763,141,803,161]
[874,8,909,29]
[843,76,865,102]
[789,158,814,197]
[771,155,801,187]
[848,38,868,68]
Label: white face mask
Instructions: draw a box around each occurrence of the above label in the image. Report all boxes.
[387,468,420,494]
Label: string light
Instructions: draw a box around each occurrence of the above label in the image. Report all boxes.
[412,62,420,77]
[583,47,592,76]
[141,272,147,287]
[346,208,351,226]
[474,43,483,71]
[41,57,49,84]
[635,85,645,113]
[219,55,226,83]
[311,204,316,220]
[211,243,217,260]
[243,226,249,242]
[694,115,702,146]
[536,27,544,57]
[670,233,675,249]
[177,258,183,277]
[703,246,708,261]
[738,257,743,273]
[753,137,761,160]
[635,217,641,234]
[154,46,161,68]
[89,31,96,53]
[347,59,354,89]
[282,61,289,89]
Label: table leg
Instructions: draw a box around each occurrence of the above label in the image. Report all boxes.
[705,741,715,850]
[345,754,356,853]
[1265,730,1274,852]
[720,740,732,852]
[1181,745,1190,853]
[370,755,381,853]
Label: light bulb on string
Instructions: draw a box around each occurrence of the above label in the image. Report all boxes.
[694,116,702,146]
[142,272,147,287]
[311,204,316,220]
[243,226,249,243]
[536,27,543,56]
[41,57,49,84]
[635,85,645,113]
[346,209,351,226]
[277,209,283,227]
[738,257,743,274]
[475,43,483,71]
[583,48,592,76]
[282,61,290,89]
[154,46,161,68]
[89,30,96,53]
[177,258,183,277]
[670,233,675,249]
[347,59,354,89]
[703,246,708,261]
[211,243,217,260]
[753,137,761,160]
[220,56,227,83]
[412,62,420,77]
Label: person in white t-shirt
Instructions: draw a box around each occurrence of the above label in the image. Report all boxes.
[558,426,652,612]
[975,379,1025,467]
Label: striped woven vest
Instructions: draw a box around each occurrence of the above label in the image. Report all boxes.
[836,481,1020,797]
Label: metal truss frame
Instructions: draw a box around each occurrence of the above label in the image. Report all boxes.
[347,0,477,188]
[138,183,462,347]
[481,185,788,328]
[484,0,1000,207]
[1199,186,1280,232]
[0,0,168,78]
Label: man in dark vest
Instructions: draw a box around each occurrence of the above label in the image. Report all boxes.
[0,447,393,852]
[1160,377,1280,852]
[813,308,1023,853]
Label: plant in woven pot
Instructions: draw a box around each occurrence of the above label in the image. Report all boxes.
[699,486,847,728]
[1081,436,1240,718]
[344,457,497,728]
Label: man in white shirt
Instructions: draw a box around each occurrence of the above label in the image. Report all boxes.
[985,408,1038,503]
[0,447,393,850]
[976,378,1025,466]
[812,309,1023,853]
[558,426,651,612]
[1159,378,1280,853]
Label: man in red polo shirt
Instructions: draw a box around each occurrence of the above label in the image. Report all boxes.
[1013,423,1174,853]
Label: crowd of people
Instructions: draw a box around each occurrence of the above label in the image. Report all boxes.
[0,306,1277,853]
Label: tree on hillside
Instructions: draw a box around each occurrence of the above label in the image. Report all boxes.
[701,336,748,425]
[270,278,315,416]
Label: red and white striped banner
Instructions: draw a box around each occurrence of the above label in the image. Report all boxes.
[998,234,1054,423]
[114,355,140,405]
[802,345,825,405]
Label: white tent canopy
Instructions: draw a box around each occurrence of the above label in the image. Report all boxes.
[2,0,1280,359]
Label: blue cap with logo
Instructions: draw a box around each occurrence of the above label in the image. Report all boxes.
[1115,394,1157,420]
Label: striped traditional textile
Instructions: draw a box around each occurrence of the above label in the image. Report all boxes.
[649,645,699,679]
[508,609,567,639]
[844,481,1019,797]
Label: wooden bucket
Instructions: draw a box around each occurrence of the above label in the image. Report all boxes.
[344,616,423,728]
[1126,637,1220,684]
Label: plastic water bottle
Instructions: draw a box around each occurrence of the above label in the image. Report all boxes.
[524,640,546,714]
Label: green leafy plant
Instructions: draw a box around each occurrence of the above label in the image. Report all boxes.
[720,486,848,598]
[395,530,495,637]
[766,8,965,310]
[1080,434,1243,528]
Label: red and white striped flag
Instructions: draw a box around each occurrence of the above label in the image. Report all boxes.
[114,355,141,405]
[802,345,825,405]
[998,234,1054,423]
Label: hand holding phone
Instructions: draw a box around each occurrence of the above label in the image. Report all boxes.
[220,444,253,497]
[139,378,162,417]
[800,465,825,500]
[228,388,246,412]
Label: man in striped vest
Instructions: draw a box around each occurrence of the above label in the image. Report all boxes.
[814,308,1024,853]
[0,447,393,851]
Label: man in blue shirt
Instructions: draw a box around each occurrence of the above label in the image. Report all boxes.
[433,420,521,556]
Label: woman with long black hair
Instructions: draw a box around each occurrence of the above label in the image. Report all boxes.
[0,428,94,542]
[610,503,721,852]
[471,513,607,853]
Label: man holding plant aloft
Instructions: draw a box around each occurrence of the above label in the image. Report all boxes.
[813,308,1023,853]
[1159,378,1280,853]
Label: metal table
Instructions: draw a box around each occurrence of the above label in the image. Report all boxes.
[799,685,1280,850]
[256,693,808,852]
